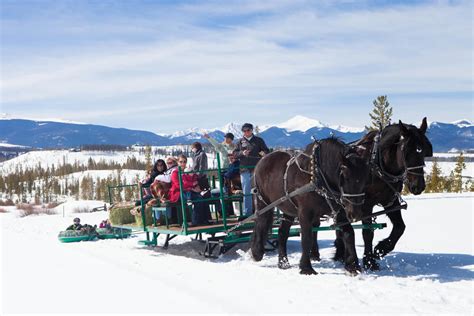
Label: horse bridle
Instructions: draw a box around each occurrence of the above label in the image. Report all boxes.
[399,136,426,177]
[339,187,366,206]
[371,132,426,184]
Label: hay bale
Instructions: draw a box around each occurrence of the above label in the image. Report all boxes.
[109,204,135,225]
[134,205,154,227]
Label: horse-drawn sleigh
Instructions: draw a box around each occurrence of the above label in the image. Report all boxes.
[109,118,432,276]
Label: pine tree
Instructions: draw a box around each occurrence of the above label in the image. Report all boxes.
[80,177,88,200]
[124,186,134,201]
[425,158,444,193]
[254,125,260,136]
[452,153,466,192]
[367,95,393,131]
[144,145,152,172]
[401,183,410,195]
[444,171,454,192]
[466,179,474,192]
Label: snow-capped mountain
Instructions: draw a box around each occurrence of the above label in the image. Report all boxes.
[0,113,86,125]
[275,115,326,132]
[0,115,472,152]
[450,119,472,128]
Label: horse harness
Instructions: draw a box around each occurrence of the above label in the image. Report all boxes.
[285,142,366,210]
[226,141,365,233]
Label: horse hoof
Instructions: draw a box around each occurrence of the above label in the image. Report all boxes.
[345,264,362,276]
[250,249,264,262]
[250,241,265,262]
[363,256,380,271]
[278,256,291,270]
[374,240,393,259]
[345,269,361,277]
[300,268,318,275]
[310,253,321,262]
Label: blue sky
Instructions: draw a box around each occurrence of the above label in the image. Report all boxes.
[1,0,472,133]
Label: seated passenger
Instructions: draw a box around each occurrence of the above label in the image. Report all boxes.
[166,155,210,227]
[211,153,240,217]
[66,217,83,231]
[99,219,112,229]
[224,153,240,181]
[135,159,167,206]
[155,156,178,183]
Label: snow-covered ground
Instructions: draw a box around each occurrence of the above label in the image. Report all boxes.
[1,193,473,314]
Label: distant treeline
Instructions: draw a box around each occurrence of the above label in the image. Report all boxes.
[80,144,129,151]
[415,153,473,194]
[0,157,146,203]
[0,145,202,204]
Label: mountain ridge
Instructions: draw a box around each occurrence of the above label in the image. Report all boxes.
[0,115,472,152]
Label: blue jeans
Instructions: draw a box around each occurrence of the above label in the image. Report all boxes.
[184,191,210,225]
[240,171,253,216]
[153,207,172,221]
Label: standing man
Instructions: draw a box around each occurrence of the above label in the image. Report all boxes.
[234,123,269,218]
[203,132,235,168]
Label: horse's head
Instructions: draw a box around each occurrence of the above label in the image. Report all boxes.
[338,152,370,222]
[397,117,433,195]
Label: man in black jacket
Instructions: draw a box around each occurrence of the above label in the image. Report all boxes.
[66,218,83,231]
[233,123,270,217]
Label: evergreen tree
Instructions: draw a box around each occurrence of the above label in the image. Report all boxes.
[367,95,393,131]
[254,125,260,136]
[95,177,102,201]
[425,158,444,193]
[124,186,134,201]
[401,183,410,195]
[144,145,152,172]
[452,153,466,192]
[444,171,454,192]
[466,179,474,192]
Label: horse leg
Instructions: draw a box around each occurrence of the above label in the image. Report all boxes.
[333,207,345,262]
[277,214,294,269]
[337,213,361,275]
[362,217,379,271]
[333,230,345,262]
[299,211,318,275]
[310,220,321,261]
[374,204,406,258]
[250,202,274,262]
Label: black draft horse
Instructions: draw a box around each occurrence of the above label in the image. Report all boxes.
[335,118,433,270]
[250,138,370,275]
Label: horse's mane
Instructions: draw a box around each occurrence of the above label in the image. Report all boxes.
[304,136,345,154]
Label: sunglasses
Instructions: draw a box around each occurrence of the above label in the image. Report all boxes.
[166,161,174,165]
[242,129,252,132]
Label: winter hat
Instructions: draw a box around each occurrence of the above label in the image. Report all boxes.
[224,132,235,140]
[241,123,253,131]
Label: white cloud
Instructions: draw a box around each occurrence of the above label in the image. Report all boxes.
[1,0,472,132]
